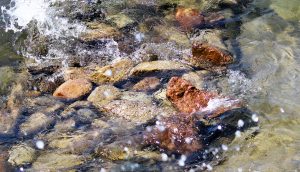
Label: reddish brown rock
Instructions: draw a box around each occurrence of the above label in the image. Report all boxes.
[191,43,234,69]
[175,7,205,31]
[53,79,92,99]
[144,113,202,154]
[167,77,217,114]
[132,77,160,92]
[166,77,241,118]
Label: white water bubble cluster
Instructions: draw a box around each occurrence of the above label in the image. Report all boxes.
[36,140,45,150]
[161,153,168,161]
[251,114,259,122]
[178,155,187,167]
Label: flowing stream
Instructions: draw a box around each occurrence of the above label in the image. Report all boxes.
[0,0,300,171]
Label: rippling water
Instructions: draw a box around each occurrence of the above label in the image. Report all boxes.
[1,0,300,171]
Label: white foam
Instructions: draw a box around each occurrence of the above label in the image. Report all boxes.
[200,98,239,113]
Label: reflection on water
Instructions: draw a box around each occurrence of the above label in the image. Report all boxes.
[0,0,300,171]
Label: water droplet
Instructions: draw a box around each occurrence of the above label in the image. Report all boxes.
[104,69,113,77]
[238,168,243,172]
[146,126,152,132]
[235,130,241,137]
[36,140,45,150]
[221,144,228,151]
[217,125,222,130]
[280,108,285,113]
[20,167,24,172]
[251,114,259,122]
[178,155,187,166]
[237,119,244,128]
[124,147,129,153]
[100,168,106,172]
[161,153,168,161]
[185,137,192,144]
[206,164,213,171]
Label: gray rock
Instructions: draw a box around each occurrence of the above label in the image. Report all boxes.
[8,144,36,166]
[103,99,174,124]
[54,118,76,133]
[0,109,20,135]
[75,108,99,125]
[19,112,55,136]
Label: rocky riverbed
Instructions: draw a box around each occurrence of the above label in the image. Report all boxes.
[2,0,300,171]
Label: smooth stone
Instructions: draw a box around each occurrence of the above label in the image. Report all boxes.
[80,22,121,41]
[32,152,85,171]
[0,67,14,95]
[0,109,20,135]
[102,99,173,124]
[90,59,134,85]
[87,85,121,107]
[48,130,102,154]
[191,43,234,70]
[8,144,36,166]
[63,67,90,81]
[106,13,135,28]
[75,108,99,125]
[182,71,207,90]
[132,77,161,92]
[175,7,205,31]
[53,79,92,99]
[19,112,55,136]
[129,60,192,76]
[154,25,191,47]
[54,118,76,133]
[190,29,227,50]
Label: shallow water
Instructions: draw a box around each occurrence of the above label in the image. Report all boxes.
[0,0,300,171]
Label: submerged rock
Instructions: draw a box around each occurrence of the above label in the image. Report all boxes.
[0,109,20,135]
[106,13,135,29]
[167,77,241,118]
[175,7,205,31]
[19,112,55,136]
[132,77,161,92]
[90,59,134,85]
[80,22,121,41]
[53,79,92,99]
[87,85,121,107]
[144,113,202,154]
[32,152,85,171]
[191,43,234,70]
[167,77,217,114]
[129,60,192,76]
[8,144,37,166]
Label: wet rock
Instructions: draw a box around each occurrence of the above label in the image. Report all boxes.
[53,79,92,99]
[0,152,13,171]
[132,77,161,92]
[182,71,208,90]
[63,67,89,81]
[167,77,241,118]
[25,95,65,114]
[87,85,121,107]
[154,25,190,47]
[175,7,205,31]
[153,89,174,107]
[91,119,110,129]
[60,101,94,119]
[54,119,76,133]
[90,59,134,85]
[103,98,173,124]
[19,112,55,136]
[106,13,135,29]
[120,91,154,104]
[80,22,121,41]
[129,60,192,76]
[48,130,102,154]
[190,29,227,50]
[144,113,202,154]
[97,146,127,161]
[191,43,234,70]
[0,67,14,95]
[75,108,99,125]
[0,109,20,135]
[32,152,85,171]
[167,77,217,114]
[8,144,37,166]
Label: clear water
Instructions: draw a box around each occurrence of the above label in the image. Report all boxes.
[0,0,300,171]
